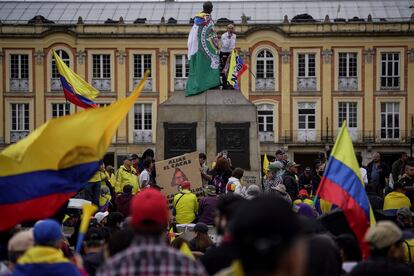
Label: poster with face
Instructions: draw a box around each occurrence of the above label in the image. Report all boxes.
[155,152,203,206]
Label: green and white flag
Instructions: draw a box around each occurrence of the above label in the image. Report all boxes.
[185,12,220,96]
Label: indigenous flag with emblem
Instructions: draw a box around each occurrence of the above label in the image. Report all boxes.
[0,73,149,231]
[185,12,220,96]
[316,122,375,258]
[227,49,248,90]
[53,50,99,108]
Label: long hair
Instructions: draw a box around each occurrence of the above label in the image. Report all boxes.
[215,157,230,172]
[193,232,213,252]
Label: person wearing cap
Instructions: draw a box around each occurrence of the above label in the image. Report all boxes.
[7,230,34,273]
[349,221,412,276]
[189,223,213,253]
[397,207,413,230]
[97,189,207,276]
[383,182,411,212]
[13,219,81,276]
[263,161,284,193]
[129,153,140,175]
[94,211,109,227]
[293,189,313,206]
[86,161,108,206]
[216,194,305,276]
[115,154,139,194]
[271,183,292,204]
[283,161,301,200]
[298,166,313,194]
[198,185,219,225]
[173,181,199,224]
[99,185,111,212]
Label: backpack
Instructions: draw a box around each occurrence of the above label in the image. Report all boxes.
[211,174,225,194]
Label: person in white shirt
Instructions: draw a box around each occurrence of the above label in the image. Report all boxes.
[357,154,368,185]
[139,158,152,189]
[220,24,236,88]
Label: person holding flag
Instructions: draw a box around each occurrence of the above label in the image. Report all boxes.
[316,121,376,258]
[226,49,248,91]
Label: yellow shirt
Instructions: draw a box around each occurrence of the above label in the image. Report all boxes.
[293,198,313,206]
[383,191,411,211]
[115,165,139,194]
[173,189,198,224]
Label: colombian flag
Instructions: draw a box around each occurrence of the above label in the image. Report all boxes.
[316,122,375,258]
[227,49,248,90]
[53,50,99,108]
[0,72,148,231]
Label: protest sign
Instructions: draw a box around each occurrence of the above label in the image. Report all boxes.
[155,152,203,206]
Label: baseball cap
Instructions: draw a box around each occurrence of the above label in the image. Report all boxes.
[8,229,34,252]
[364,221,402,249]
[33,219,62,245]
[193,222,209,233]
[286,161,300,169]
[94,211,109,223]
[181,180,191,190]
[397,207,414,220]
[130,188,169,228]
[298,189,309,197]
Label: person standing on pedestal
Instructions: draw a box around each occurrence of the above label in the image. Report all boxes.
[185,1,220,96]
[220,24,236,89]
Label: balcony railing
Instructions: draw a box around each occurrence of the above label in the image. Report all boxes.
[133,77,152,91]
[174,77,187,91]
[338,77,358,91]
[297,77,317,91]
[259,131,274,142]
[10,131,30,143]
[255,78,275,91]
[279,130,412,144]
[92,78,111,91]
[10,78,29,91]
[133,130,152,143]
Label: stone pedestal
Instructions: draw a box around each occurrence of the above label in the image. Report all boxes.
[156,90,261,186]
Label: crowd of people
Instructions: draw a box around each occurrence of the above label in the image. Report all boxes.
[1,148,414,276]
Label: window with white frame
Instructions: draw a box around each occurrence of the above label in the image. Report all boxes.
[257,104,274,142]
[10,103,30,142]
[133,103,152,143]
[174,54,189,91]
[255,49,275,90]
[338,53,358,91]
[92,54,111,91]
[98,103,111,107]
[380,53,400,89]
[298,54,315,77]
[133,54,152,91]
[51,50,70,91]
[298,103,316,129]
[297,53,316,91]
[338,102,357,128]
[380,102,400,139]
[10,54,29,91]
[51,103,70,118]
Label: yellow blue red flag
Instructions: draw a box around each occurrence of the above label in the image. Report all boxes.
[227,49,248,90]
[0,72,149,231]
[316,122,375,258]
[53,50,99,108]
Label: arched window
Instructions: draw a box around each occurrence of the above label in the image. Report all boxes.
[257,104,274,142]
[255,49,275,91]
[51,49,70,91]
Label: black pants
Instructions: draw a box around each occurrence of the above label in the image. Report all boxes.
[220,52,231,89]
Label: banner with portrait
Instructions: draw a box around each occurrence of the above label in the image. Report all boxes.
[155,152,203,206]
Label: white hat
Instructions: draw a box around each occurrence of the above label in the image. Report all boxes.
[94,211,109,223]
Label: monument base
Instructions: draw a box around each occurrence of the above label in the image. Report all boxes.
[156,90,261,187]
